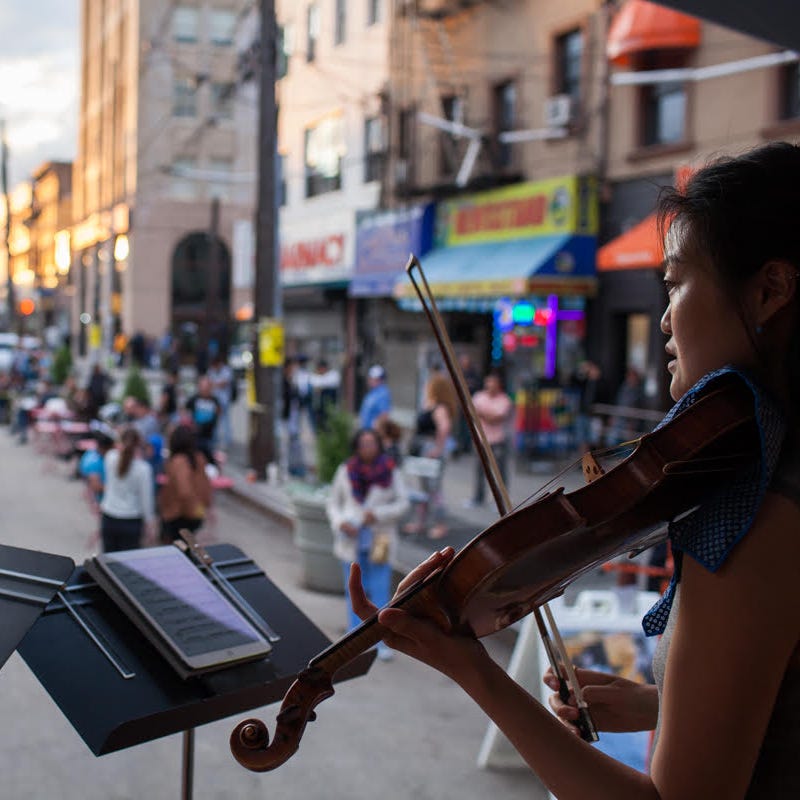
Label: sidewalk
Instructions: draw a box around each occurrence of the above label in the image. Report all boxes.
[221,437,577,574]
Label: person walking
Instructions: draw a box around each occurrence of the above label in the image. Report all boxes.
[207,354,234,452]
[404,373,457,539]
[158,424,212,544]
[326,427,409,661]
[185,375,221,465]
[99,427,155,552]
[467,369,513,507]
[358,365,392,430]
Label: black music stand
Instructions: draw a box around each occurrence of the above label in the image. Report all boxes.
[18,543,375,799]
[0,544,74,670]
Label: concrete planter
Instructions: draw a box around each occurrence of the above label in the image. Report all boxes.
[288,482,344,594]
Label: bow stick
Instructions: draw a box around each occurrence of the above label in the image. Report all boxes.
[405,253,598,743]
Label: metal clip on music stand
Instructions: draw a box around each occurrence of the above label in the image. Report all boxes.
[17,543,375,799]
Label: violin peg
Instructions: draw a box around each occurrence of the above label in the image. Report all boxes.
[308,711,317,722]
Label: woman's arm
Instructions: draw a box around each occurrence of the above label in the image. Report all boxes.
[350,489,800,800]
[430,405,452,456]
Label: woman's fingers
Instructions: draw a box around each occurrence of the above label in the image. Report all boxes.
[348,563,378,621]
[394,547,456,595]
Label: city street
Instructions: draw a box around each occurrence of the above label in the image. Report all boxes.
[0,425,548,800]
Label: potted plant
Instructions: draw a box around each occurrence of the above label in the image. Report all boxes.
[289,407,353,593]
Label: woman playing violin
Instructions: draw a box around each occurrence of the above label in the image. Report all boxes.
[350,142,800,799]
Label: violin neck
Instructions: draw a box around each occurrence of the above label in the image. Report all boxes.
[308,570,440,676]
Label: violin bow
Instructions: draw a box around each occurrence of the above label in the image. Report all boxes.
[405,253,598,743]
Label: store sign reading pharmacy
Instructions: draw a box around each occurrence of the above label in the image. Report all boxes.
[281,234,345,271]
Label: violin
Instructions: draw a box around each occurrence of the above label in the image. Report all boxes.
[229,260,759,773]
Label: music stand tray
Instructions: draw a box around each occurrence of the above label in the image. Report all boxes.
[0,544,74,672]
[18,543,375,756]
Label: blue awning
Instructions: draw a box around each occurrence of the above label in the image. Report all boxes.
[394,234,597,299]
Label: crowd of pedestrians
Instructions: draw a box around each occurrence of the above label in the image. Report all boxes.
[4,350,235,555]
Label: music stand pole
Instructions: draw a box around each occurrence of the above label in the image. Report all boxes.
[181,729,195,800]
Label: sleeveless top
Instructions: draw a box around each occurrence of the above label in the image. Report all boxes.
[651,443,800,797]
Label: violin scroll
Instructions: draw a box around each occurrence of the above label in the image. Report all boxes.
[230,667,335,772]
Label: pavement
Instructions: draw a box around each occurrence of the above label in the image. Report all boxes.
[0,407,561,800]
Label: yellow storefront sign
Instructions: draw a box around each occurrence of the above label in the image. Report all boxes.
[258,317,284,367]
[438,175,598,246]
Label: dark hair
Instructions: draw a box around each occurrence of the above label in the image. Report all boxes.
[485,368,505,389]
[350,427,383,457]
[117,427,141,477]
[169,424,199,470]
[657,142,800,398]
[657,142,800,292]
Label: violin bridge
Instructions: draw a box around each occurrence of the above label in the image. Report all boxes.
[581,452,605,484]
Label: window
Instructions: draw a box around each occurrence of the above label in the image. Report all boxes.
[493,81,516,168]
[440,94,464,177]
[780,63,800,120]
[396,107,415,186]
[334,0,346,45]
[364,116,385,182]
[170,158,197,200]
[555,29,583,102]
[305,114,345,197]
[278,154,287,206]
[173,79,197,117]
[367,0,380,26]
[172,6,199,44]
[212,82,235,119]
[307,4,320,62]
[209,9,236,46]
[641,81,686,146]
[276,24,295,79]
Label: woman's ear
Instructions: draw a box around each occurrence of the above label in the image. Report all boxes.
[754,260,798,326]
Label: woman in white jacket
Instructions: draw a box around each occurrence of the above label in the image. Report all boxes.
[326,427,409,660]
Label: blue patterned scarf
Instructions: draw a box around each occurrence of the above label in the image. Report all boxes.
[642,367,785,636]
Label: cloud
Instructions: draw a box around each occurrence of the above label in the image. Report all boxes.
[0,2,79,184]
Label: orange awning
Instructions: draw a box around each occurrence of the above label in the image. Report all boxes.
[597,215,663,271]
[607,0,702,67]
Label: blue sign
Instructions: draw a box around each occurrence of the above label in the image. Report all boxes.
[351,204,435,297]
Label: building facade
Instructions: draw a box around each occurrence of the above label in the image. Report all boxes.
[70,0,257,363]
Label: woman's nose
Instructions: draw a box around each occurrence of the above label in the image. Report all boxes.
[660,304,672,335]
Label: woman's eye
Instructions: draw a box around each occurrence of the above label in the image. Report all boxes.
[663,279,677,293]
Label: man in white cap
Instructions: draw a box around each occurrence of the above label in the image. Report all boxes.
[358,364,392,430]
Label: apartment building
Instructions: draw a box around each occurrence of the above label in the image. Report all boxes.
[70,0,256,361]
[0,162,73,337]
[597,0,800,405]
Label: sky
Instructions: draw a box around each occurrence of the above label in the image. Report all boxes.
[0,1,79,187]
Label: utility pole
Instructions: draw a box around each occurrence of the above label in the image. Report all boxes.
[248,0,279,480]
[1,121,15,330]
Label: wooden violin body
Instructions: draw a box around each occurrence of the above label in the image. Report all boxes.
[230,373,759,771]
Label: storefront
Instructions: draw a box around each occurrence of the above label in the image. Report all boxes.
[280,216,354,361]
[351,204,436,416]
[394,176,598,459]
[596,174,676,411]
